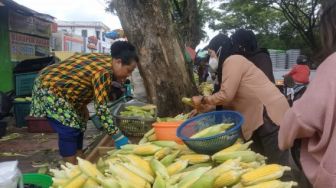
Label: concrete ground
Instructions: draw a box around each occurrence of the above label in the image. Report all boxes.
[0,117,103,173]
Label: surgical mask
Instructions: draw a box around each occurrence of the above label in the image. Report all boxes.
[208,57,218,73]
[208,46,222,73]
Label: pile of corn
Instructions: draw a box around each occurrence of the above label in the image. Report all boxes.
[119,105,156,119]
[50,129,297,188]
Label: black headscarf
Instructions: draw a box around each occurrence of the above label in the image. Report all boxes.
[208,34,234,86]
[231,29,258,56]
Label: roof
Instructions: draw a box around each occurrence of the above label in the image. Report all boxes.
[1,0,54,22]
[57,21,110,31]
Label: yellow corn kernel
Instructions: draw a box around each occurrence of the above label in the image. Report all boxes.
[123,154,154,177]
[77,157,103,180]
[179,154,210,164]
[154,147,172,160]
[133,144,161,155]
[213,170,242,188]
[64,173,87,188]
[109,163,149,187]
[241,164,291,186]
[244,180,298,188]
[121,162,154,183]
[82,178,99,188]
[167,160,188,175]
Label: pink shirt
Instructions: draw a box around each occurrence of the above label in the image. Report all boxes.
[279,52,336,187]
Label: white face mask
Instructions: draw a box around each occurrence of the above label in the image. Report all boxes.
[208,57,218,73]
[208,46,222,73]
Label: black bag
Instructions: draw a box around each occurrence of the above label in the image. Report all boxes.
[14,56,55,73]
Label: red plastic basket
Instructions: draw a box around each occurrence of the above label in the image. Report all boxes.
[25,116,55,133]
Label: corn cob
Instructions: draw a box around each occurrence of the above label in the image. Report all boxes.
[151,141,179,148]
[182,97,193,106]
[51,177,68,187]
[180,162,213,173]
[177,166,212,188]
[63,173,87,188]
[190,123,234,138]
[97,175,121,188]
[121,162,154,183]
[144,128,155,138]
[189,174,216,188]
[167,160,188,175]
[160,150,181,166]
[121,144,139,150]
[115,176,138,188]
[212,141,253,158]
[138,137,149,144]
[244,180,298,188]
[60,164,81,178]
[150,159,170,179]
[153,173,166,188]
[239,161,263,169]
[213,170,242,187]
[50,169,67,179]
[206,158,241,177]
[154,147,172,160]
[77,157,103,180]
[122,154,154,176]
[212,150,259,163]
[133,144,162,155]
[82,178,100,188]
[179,154,210,164]
[147,134,157,141]
[168,171,192,185]
[108,163,149,188]
[241,164,291,186]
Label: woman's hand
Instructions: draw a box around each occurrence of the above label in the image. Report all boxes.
[191,96,203,110]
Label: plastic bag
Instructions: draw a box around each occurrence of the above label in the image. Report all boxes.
[0,161,23,188]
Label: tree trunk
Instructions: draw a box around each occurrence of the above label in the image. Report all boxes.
[113,0,198,116]
[181,0,201,49]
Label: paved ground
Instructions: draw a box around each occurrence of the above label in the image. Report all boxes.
[0,117,102,173]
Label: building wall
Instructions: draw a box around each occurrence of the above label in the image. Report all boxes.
[0,7,13,92]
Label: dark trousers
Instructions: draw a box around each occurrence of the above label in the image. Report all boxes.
[250,115,290,165]
[250,114,311,187]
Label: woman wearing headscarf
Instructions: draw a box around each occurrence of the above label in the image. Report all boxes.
[278,1,336,187]
[191,34,290,166]
[231,29,275,83]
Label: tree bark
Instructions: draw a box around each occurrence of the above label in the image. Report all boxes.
[113,0,197,116]
[180,0,201,49]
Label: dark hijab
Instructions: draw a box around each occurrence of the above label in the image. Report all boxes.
[231,29,258,56]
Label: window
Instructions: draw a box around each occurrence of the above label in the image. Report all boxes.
[96,31,100,40]
[82,30,87,37]
[102,32,105,41]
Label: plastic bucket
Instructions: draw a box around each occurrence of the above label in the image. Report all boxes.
[23,173,52,188]
[152,121,184,144]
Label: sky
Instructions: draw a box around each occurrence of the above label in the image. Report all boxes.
[15,0,217,49]
[15,0,122,30]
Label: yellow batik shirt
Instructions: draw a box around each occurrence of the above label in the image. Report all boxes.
[30,53,120,135]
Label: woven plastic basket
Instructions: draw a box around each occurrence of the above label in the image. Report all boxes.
[177,110,244,155]
[114,101,157,137]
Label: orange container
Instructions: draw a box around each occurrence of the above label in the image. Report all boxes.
[152,121,184,144]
